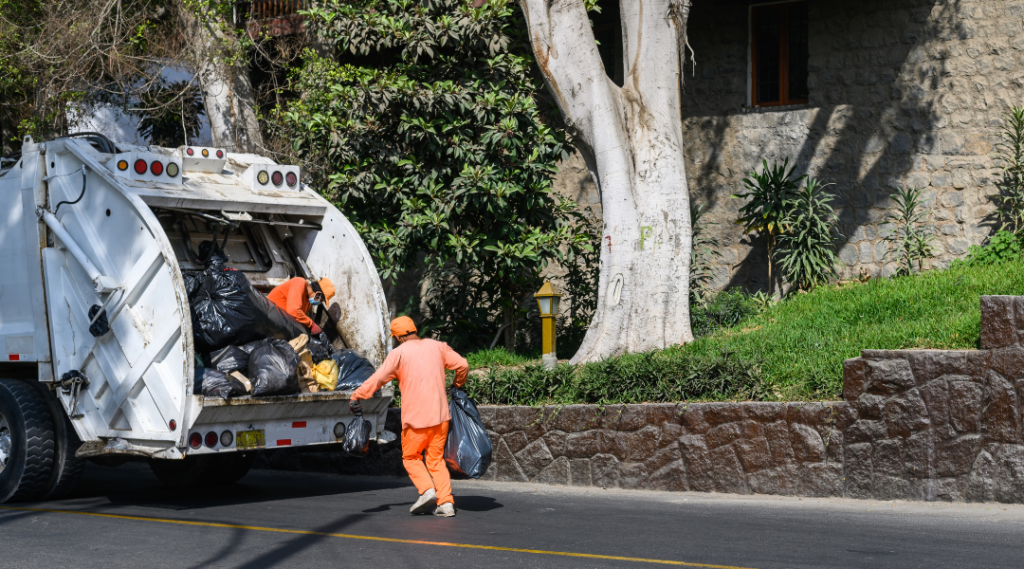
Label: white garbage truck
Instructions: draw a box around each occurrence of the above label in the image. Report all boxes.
[0,134,394,502]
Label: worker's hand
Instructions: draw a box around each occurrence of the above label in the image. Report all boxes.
[349,399,363,415]
[309,322,322,336]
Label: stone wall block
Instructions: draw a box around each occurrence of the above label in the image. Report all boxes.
[748,466,791,496]
[765,421,796,466]
[534,456,570,486]
[679,435,715,492]
[643,404,680,429]
[918,379,950,429]
[503,431,529,455]
[706,403,746,425]
[949,380,984,433]
[993,444,1024,503]
[616,405,649,431]
[987,346,1024,382]
[618,462,648,490]
[798,462,845,497]
[493,439,529,483]
[710,444,750,493]
[873,438,905,477]
[966,350,992,381]
[883,388,930,438]
[644,443,681,475]
[680,406,710,434]
[824,429,844,463]
[907,351,968,385]
[855,393,886,419]
[706,420,762,449]
[846,419,886,443]
[514,439,554,479]
[865,358,916,395]
[542,430,568,458]
[983,371,1019,443]
[920,478,961,502]
[565,430,601,459]
[965,448,996,502]
[660,422,684,445]
[569,458,592,486]
[649,460,689,492]
[873,474,915,500]
[844,443,874,499]
[935,434,982,477]
[547,405,592,433]
[844,358,869,401]
[594,405,627,430]
[980,295,1017,349]
[591,454,620,488]
[904,430,934,478]
[734,437,771,472]
[744,402,785,423]
[625,425,663,461]
[790,423,827,463]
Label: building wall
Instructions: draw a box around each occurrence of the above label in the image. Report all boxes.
[552,0,1023,291]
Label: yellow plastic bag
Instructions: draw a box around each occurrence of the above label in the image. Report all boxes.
[312,359,339,392]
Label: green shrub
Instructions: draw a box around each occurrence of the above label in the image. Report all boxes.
[777,178,842,291]
[992,105,1024,234]
[691,289,761,338]
[883,186,937,275]
[953,230,1022,268]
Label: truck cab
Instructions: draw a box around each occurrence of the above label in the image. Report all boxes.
[0,134,393,501]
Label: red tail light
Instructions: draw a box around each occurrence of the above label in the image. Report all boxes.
[271,171,283,186]
[189,433,202,448]
[186,147,194,156]
[134,159,147,174]
[150,161,164,176]
[205,431,218,448]
[169,419,177,431]
[285,172,297,187]
[216,150,224,158]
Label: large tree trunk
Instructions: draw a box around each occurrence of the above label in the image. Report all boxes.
[519,0,693,363]
[176,1,263,153]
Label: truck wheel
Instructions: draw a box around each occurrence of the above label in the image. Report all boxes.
[0,380,56,503]
[39,413,85,500]
[149,453,255,488]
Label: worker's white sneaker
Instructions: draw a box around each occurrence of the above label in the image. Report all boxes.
[434,502,456,517]
[410,488,437,515]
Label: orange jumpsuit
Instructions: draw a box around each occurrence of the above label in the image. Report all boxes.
[267,277,314,329]
[351,338,468,506]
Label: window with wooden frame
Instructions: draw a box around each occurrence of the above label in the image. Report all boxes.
[751,1,808,107]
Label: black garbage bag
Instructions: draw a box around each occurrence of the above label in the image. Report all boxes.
[190,266,306,352]
[195,367,247,399]
[308,335,332,364]
[211,345,250,374]
[247,338,300,396]
[332,350,376,391]
[182,271,203,301]
[343,413,371,457]
[444,387,492,479]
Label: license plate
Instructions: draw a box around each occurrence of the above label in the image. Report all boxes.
[236,429,265,450]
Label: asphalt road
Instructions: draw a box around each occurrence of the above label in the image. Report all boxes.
[1,462,1022,569]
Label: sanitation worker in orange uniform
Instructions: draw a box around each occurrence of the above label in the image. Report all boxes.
[267,277,336,335]
[349,316,468,517]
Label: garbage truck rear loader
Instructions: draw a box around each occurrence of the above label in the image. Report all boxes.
[0,135,394,502]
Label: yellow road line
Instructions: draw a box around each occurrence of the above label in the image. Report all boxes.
[1,505,756,569]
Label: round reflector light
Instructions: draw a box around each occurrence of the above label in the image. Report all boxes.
[189,433,202,449]
[166,162,179,177]
[205,431,218,448]
[134,159,147,174]
[286,172,297,187]
[257,171,269,185]
[169,419,177,431]
[150,161,164,176]
[271,171,283,186]
[333,422,346,439]
[220,431,234,447]
[202,149,209,157]
[216,150,224,158]
[186,147,194,156]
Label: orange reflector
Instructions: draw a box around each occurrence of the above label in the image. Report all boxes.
[292,421,306,429]
[117,160,128,171]
[276,439,291,446]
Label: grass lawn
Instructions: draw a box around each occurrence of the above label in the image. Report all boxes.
[463,260,1024,404]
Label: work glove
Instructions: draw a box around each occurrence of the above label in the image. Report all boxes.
[310,322,322,335]
[349,399,363,415]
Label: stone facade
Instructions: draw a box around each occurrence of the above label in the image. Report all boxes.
[551,0,1023,291]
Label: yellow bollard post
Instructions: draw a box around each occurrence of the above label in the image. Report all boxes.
[534,281,563,369]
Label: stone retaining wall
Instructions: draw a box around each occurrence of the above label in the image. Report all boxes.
[258,296,1024,503]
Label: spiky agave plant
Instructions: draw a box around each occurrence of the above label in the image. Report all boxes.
[777,178,842,291]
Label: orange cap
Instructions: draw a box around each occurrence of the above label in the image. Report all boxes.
[317,278,336,302]
[390,316,417,338]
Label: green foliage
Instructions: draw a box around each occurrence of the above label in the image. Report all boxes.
[466,347,534,370]
[274,0,596,351]
[690,289,762,338]
[953,230,1023,268]
[732,158,804,293]
[464,348,765,406]
[777,178,842,291]
[883,186,936,275]
[689,201,720,306]
[136,81,206,147]
[686,259,1024,399]
[991,105,1024,234]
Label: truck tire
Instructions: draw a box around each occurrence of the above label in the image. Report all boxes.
[149,453,255,488]
[0,380,56,503]
[39,413,85,500]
